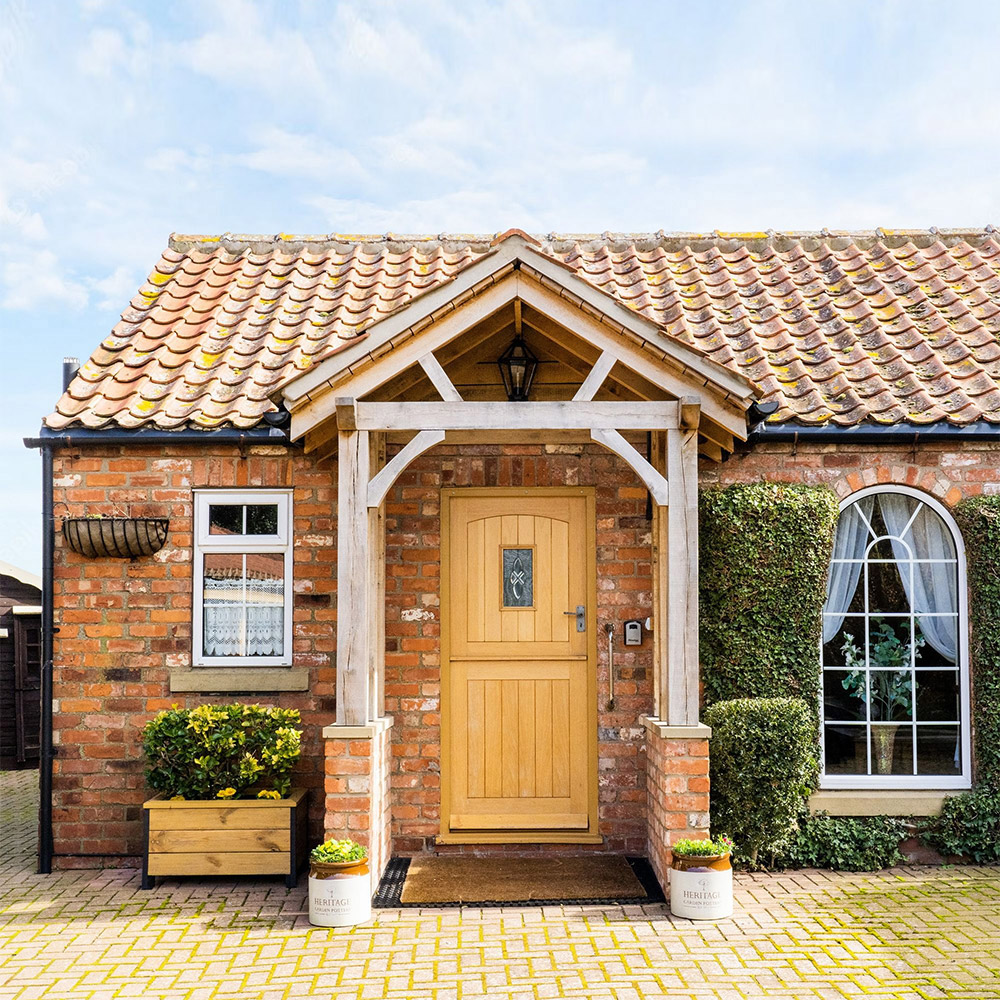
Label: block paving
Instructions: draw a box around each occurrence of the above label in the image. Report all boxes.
[3,771,1000,999]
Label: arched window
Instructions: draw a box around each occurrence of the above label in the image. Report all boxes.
[820,487,971,789]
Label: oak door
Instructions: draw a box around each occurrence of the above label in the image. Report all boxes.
[442,489,597,840]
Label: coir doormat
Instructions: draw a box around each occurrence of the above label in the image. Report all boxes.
[373,856,664,908]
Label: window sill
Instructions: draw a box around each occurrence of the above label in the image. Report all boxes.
[169,668,309,693]
[809,789,961,817]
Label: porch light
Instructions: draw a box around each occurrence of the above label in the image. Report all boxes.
[497,336,538,401]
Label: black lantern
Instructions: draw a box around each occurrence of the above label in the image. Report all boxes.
[497,336,538,401]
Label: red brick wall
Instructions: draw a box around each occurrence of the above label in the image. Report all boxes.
[702,440,1000,505]
[383,442,655,856]
[644,726,711,892]
[50,443,337,862]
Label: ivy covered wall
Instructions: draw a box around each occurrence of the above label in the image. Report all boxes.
[699,483,840,711]
[954,496,1000,789]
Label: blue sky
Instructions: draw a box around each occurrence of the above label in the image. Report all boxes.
[2,0,999,573]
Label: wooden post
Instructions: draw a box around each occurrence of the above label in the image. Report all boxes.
[664,404,701,726]
[337,428,371,725]
[368,433,386,721]
[650,432,666,721]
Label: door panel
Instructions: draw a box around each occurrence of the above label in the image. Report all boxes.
[443,490,596,839]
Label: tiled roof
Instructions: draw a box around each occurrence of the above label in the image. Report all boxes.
[47,229,1000,430]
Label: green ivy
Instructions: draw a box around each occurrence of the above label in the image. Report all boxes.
[920,787,1000,864]
[142,703,302,800]
[954,496,1000,790]
[699,483,840,711]
[779,813,907,871]
[703,697,818,866]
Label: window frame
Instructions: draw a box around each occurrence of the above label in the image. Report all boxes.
[192,490,294,668]
[819,485,972,791]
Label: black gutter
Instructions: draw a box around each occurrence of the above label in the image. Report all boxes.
[748,421,1000,445]
[24,424,291,448]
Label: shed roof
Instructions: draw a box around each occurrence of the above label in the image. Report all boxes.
[46,228,1000,431]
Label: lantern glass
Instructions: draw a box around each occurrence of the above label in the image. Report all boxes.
[497,336,538,401]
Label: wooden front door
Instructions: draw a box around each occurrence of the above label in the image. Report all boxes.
[442,488,598,842]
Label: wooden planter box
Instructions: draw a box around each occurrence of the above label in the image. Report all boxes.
[141,788,309,889]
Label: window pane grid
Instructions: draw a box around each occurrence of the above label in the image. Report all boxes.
[821,491,964,782]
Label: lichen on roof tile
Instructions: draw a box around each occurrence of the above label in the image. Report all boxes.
[45,229,1000,430]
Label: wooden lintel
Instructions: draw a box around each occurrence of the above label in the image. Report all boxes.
[418,353,463,402]
[591,428,669,506]
[366,430,446,508]
[352,400,681,432]
[572,350,616,402]
[335,397,357,431]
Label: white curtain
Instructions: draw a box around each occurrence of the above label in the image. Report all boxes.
[878,495,958,663]
[204,575,284,657]
[822,496,874,643]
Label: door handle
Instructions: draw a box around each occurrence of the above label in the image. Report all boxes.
[563,605,586,632]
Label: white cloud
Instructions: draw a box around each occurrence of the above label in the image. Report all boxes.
[76,27,127,77]
[92,263,141,312]
[143,147,212,173]
[1,250,88,310]
[238,128,365,182]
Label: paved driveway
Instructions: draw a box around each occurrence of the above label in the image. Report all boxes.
[2,770,999,1000]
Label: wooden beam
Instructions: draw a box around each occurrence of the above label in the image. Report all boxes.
[516,279,750,439]
[368,434,386,721]
[665,421,701,726]
[337,429,371,725]
[573,350,616,402]
[680,396,701,432]
[367,430,446,508]
[418,353,463,402]
[590,428,669,506]
[352,400,681,432]
[289,278,517,439]
[335,397,357,431]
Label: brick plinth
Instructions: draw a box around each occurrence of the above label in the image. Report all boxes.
[643,719,711,893]
[323,719,393,882]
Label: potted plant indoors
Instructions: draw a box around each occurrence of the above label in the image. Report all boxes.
[308,838,371,927]
[669,835,734,920]
[140,704,308,889]
[841,619,924,774]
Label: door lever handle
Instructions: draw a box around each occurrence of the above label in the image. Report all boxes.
[563,605,586,632]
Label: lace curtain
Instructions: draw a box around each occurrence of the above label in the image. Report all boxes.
[204,575,284,657]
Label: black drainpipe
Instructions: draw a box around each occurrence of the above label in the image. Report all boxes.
[38,440,54,874]
[23,383,292,874]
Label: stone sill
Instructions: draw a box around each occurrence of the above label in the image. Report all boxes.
[809,789,961,817]
[322,716,395,740]
[169,668,309,693]
[640,717,712,740]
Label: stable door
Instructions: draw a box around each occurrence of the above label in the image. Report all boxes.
[442,489,598,842]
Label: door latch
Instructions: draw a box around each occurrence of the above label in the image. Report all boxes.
[563,605,586,632]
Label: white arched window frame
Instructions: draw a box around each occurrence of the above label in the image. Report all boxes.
[820,485,972,790]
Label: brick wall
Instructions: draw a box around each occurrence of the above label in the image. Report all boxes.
[644,725,711,892]
[702,440,1000,504]
[383,442,654,856]
[50,443,337,862]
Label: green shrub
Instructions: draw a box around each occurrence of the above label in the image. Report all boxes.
[954,496,1000,790]
[672,835,734,857]
[920,788,1000,864]
[311,838,368,864]
[699,483,839,711]
[703,697,818,864]
[779,813,907,871]
[142,703,302,800]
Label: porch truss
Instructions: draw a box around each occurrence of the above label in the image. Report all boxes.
[277,233,757,733]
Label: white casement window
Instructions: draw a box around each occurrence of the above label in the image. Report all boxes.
[193,491,293,667]
[820,486,971,789]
